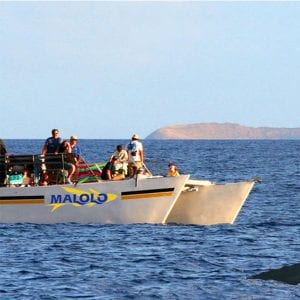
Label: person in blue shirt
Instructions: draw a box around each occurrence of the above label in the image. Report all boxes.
[42,129,62,155]
[69,135,81,159]
[69,135,82,180]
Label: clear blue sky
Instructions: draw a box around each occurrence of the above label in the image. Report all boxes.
[1,2,299,139]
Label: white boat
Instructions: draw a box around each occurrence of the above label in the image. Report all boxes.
[0,154,258,225]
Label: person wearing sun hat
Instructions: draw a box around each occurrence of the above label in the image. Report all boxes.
[126,133,144,177]
[70,135,81,161]
[69,135,82,181]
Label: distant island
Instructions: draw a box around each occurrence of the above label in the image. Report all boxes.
[146,123,300,140]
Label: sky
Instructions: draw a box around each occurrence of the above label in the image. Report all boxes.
[1,1,299,139]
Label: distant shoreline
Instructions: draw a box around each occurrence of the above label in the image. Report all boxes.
[146,123,300,140]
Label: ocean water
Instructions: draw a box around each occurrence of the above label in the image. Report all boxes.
[0,139,299,299]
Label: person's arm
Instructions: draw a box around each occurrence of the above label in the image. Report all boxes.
[42,142,47,155]
[65,142,72,153]
[107,169,112,180]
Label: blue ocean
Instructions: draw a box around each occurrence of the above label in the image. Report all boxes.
[0,140,299,299]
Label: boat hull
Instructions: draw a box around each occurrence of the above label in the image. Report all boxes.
[166,179,256,225]
[0,175,189,224]
[0,176,257,225]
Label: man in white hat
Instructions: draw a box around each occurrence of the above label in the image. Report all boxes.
[126,134,144,177]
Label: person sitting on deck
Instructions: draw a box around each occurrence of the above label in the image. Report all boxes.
[39,170,49,186]
[167,163,180,177]
[22,170,33,187]
[70,135,81,162]
[69,135,82,179]
[111,144,128,175]
[101,156,125,181]
[42,129,62,155]
[5,166,23,187]
[58,140,76,183]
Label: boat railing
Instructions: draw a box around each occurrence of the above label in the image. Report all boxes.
[0,153,77,187]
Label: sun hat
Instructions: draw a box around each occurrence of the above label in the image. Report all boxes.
[132,134,139,140]
[70,135,78,140]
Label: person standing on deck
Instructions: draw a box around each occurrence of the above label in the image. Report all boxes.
[126,134,144,177]
[0,139,7,186]
[42,129,62,155]
[0,139,7,155]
